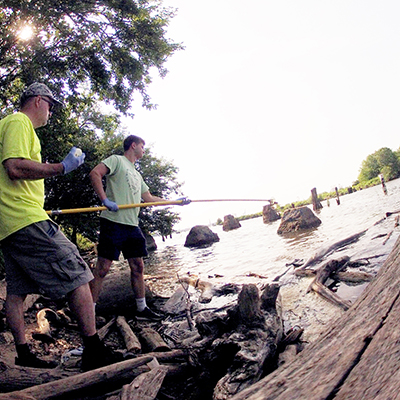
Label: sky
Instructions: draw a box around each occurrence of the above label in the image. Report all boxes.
[122,0,400,229]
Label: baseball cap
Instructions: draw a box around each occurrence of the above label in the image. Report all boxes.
[21,82,63,106]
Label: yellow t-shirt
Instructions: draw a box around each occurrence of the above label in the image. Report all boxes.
[0,112,49,241]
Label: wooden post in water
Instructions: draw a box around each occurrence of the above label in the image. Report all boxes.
[311,188,323,211]
[335,187,340,205]
[379,174,388,195]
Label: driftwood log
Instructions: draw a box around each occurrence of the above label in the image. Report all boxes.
[0,349,187,394]
[98,316,116,341]
[116,316,141,353]
[0,355,154,400]
[307,256,352,310]
[300,229,367,270]
[138,327,170,352]
[230,234,400,400]
[120,360,169,400]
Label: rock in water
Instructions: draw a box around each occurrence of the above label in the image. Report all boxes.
[223,215,241,232]
[277,206,321,234]
[262,204,281,223]
[184,225,220,247]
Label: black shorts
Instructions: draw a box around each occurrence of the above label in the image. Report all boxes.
[97,218,148,261]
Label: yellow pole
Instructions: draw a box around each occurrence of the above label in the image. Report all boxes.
[46,199,272,216]
[46,200,184,215]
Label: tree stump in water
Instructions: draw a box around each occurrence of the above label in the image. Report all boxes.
[311,187,323,211]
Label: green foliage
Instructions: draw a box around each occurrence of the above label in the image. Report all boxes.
[358,147,400,183]
[0,0,183,114]
[137,148,183,236]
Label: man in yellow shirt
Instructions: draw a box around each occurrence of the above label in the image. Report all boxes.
[0,83,116,370]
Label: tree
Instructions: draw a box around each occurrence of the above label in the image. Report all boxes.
[0,0,182,115]
[358,147,400,183]
[137,148,183,237]
[41,103,125,244]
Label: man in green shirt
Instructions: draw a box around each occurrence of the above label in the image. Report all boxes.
[90,135,189,319]
[0,83,117,370]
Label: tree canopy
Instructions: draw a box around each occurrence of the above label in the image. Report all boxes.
[0,0,182,115]
[358,147,400,183]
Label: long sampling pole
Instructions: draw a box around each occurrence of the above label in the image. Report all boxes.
[46,199,272,216]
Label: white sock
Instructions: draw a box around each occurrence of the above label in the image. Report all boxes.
[136,298,146,312]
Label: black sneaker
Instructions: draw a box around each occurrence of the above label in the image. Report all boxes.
[15,353,58,369]
[136,307,163,321]
[81,342,123,372]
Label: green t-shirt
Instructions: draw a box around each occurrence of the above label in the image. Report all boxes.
[0,112,49,241]
[100,155,149,226]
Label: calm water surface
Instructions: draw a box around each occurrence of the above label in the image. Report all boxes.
[147,178,400,285]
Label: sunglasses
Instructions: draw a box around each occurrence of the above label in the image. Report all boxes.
[41,97,54,112]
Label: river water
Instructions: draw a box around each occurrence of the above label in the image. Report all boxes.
[144,178,400,342]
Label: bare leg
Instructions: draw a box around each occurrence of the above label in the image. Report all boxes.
[5,293,27,345]
[89,256,113,303]
[128,257,145,299]
[67,283,96,337]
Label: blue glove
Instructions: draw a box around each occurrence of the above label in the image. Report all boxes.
[102,198,119,212]
[176,197,191,206]
[61,147,86,174]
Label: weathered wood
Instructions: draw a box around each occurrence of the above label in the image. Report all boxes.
[230,235,400,400]
[277,344,298,367]
[212,284,283,400]
[116,316,141,353]
[0,358,78,392]
[138,327,170,352]
[311,187,323,211]
[307,257,352,310]
[0,395,37,400]
[299,230,367,270]
[309,280,352,310]
[98,316,116,341]
[334,270,374,283]
[120,365,169,400]
[0,349,188,393]
[0,356,154,400]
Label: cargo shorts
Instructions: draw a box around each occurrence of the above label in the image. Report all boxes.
[1,220,94,299]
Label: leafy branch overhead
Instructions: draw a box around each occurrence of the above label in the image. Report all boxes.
[0,0,183,114]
